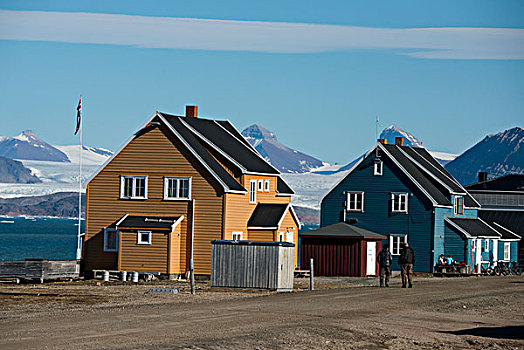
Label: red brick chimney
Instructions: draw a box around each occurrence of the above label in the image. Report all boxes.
[377,139,387,144]
[395,137,404,146]
[186,105,198,118]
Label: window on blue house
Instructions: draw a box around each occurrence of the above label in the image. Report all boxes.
[346,192,364,212]
[503,242,510,261]
[389,235,407,255]
[391,193,408,213]
[373,160,383,176]
[454,196,464,215]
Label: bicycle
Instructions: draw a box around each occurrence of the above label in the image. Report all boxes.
[496,261,511,276]
[510,261,522,276]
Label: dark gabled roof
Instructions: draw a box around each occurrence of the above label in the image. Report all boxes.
[247,203,289,228]
[491,222,521,241]
[402,147,479,208]
[215,120,255,150]
[116,215,183,229]
[478,210,524,237]
[445,217,501,238]
[299,222,385,239]
[181,117,279,175]
[277,177,295,195]
[382,144,451,206]
[465,174,524,191]
[159,114,247,193]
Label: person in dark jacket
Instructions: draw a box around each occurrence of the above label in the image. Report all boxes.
[398,242,415,288]
[377,245,393,287]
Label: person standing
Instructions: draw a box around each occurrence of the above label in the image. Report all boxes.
[399,242,415,288]
[377,245,393,287]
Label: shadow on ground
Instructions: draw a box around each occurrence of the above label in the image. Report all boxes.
[442,326,524,340]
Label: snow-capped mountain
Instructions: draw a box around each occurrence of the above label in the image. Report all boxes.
[445,127,524,185]
[379,124,424,148]
[0,130,113,198]
[0,130,70,162]
[241,124,325,173]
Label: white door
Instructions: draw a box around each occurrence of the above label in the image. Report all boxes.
[366,242,376,276]
[475,239,482,273]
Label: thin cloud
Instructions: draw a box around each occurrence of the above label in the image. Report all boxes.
[1,10,523,59]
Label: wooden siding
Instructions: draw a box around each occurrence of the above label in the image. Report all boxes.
[119,230,170,273]
[279,210,299,267]
[169,224,182,274]
[84,125,224,275]
[443,224,466,263]
[247,229,274,241]
[223,174,290,235]
[301,238,365,276]
[321,153,434,272]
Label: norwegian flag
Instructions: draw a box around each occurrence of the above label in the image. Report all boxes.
[74,96,82,135]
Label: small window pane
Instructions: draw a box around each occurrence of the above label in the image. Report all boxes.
[179,179,189,198]
[124,178,133,197]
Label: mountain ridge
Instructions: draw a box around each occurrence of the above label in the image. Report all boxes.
[241,124,325,173]
[0,130,70,162]
[445,126,524,185]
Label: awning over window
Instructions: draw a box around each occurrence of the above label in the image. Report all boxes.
[445,217,502,239]
[115,214,183,230]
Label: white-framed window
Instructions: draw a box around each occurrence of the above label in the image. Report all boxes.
[389,235,407,256]
[346,192,364,212]
[503,242,510,261]
[120,175,147,199]
[137,230,152,245]
[103,228,118,252]
[391,193,408,213]
[278,231,294,243]
[374,160,383,176]
[249,180,257,204]
[264,180,270,192]
[164,177,191,200]
[485,239,489,251]
[232,231,243,241]
[258,179,264,192]
[454,196,464,215]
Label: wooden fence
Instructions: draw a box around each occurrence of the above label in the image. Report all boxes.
[210,240,294,292]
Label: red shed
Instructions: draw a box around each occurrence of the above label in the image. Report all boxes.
[300,222,385,277]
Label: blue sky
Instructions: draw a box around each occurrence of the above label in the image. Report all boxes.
[0,1,523,164]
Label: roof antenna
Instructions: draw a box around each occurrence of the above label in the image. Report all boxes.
[376,115,379,140]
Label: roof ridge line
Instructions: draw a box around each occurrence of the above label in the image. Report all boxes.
[214,120,282,174]
[179,117,248,174]
[379,144,439,206]
[396,146,455,195]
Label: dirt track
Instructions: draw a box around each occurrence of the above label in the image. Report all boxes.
[1,276,523,349]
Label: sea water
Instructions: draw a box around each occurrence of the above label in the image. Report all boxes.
[0,217,316,261]
[0,216,84,261]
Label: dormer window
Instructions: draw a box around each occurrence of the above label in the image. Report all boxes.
[373,159,383,176]
[454,196,464,215]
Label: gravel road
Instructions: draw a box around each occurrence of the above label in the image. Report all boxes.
[1,276,523,349]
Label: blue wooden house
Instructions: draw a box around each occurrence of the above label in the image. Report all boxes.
[321,138,518,273]
[465,174,523,264]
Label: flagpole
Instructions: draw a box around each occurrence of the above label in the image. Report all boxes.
[76,95,83,260]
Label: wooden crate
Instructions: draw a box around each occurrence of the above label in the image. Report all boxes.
[0,259,80,281]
